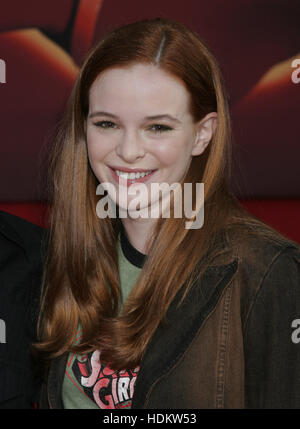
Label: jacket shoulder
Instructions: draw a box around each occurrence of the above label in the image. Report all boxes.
[227,221,300,271]
[225,221,300,326]
[0,210,46,264]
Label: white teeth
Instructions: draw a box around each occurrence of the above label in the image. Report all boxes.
[115,170,153,179]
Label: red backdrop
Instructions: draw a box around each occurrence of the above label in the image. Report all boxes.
[0,0,299,242]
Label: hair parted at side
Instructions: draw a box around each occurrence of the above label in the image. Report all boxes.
[35,17,289,370]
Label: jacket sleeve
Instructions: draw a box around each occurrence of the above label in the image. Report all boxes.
[244,244,300,408]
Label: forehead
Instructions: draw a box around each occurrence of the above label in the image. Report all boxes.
[88,64,191,119]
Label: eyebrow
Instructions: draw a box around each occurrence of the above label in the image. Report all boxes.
[88,111,182,124]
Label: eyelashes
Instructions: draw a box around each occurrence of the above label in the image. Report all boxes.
[93,121,116,130]
[92,121,173,134]
[149,124,173,133]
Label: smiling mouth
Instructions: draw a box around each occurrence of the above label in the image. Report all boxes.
[109,167,157,184]
[115,169,154,179]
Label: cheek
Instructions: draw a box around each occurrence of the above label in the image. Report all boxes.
[86,131,112,162]
[151,138,192,166]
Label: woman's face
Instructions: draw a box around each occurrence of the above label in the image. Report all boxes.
[86,63,216,216]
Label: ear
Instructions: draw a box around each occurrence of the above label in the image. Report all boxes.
[191,112,218,156]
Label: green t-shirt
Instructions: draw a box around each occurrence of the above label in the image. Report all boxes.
[62,231,144,409]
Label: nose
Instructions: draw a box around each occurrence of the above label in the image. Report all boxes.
[115,129,145,162]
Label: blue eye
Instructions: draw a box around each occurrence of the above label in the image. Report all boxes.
[150,124,173,133]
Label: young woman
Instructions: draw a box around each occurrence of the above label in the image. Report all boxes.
[36,17,300,409]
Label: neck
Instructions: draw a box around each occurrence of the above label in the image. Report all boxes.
[120,217,158,254]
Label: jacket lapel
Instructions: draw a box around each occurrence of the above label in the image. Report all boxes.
[132,257,239,408]
[46,353,68,409]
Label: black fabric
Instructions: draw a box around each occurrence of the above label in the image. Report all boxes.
[120,223,146,268]
[0,211,46,409]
